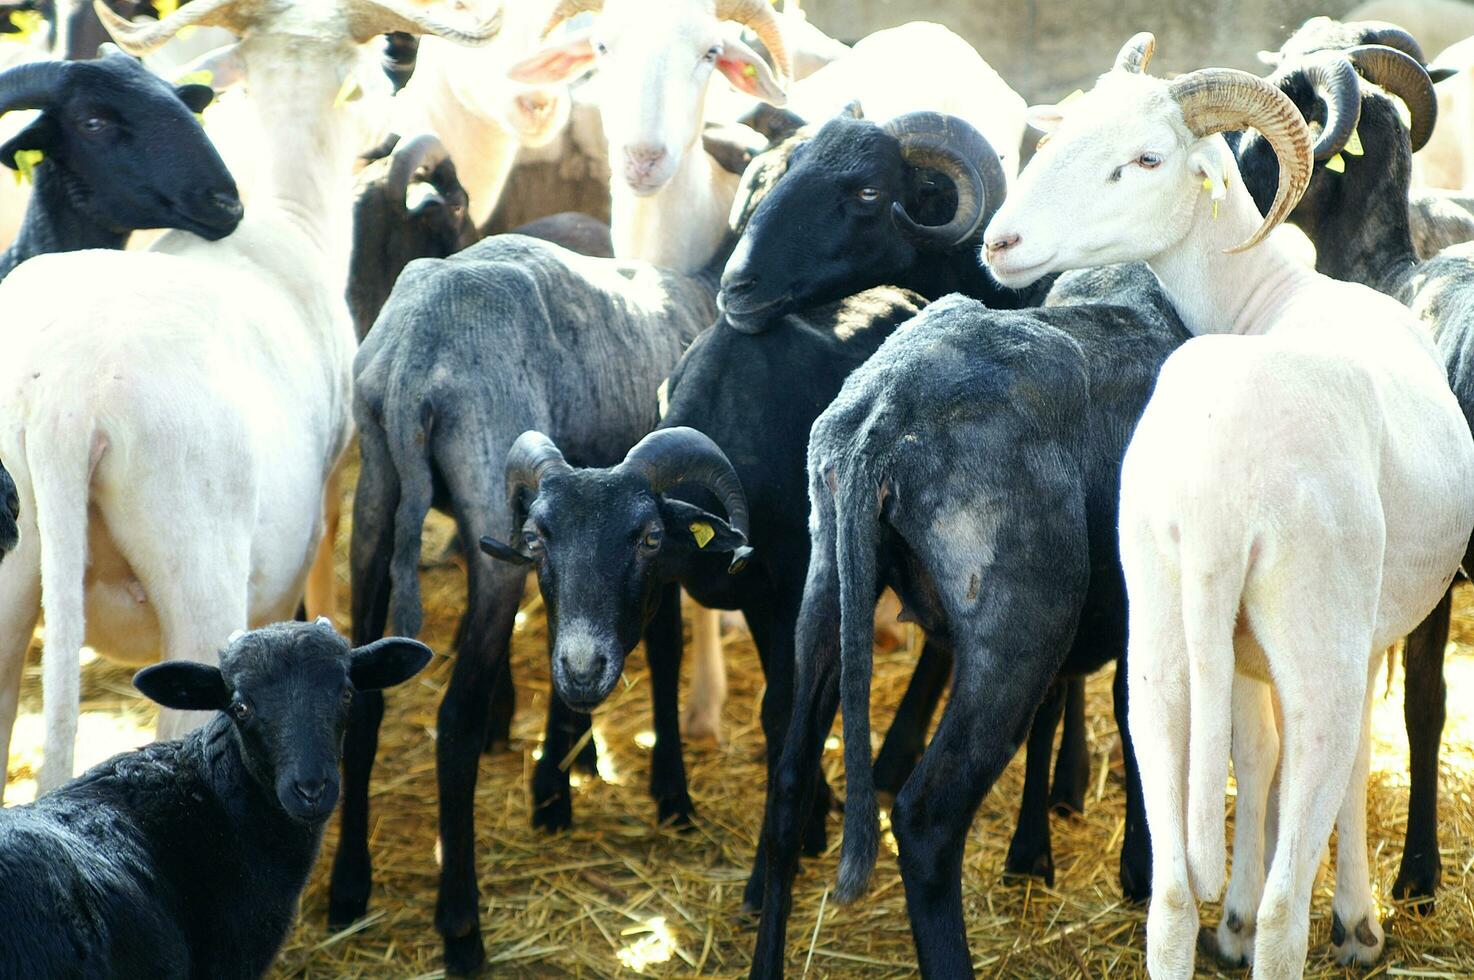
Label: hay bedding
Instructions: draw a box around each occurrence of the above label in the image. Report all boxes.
[4,463,1474,978]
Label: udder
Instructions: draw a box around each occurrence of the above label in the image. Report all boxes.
[81,505,161,665]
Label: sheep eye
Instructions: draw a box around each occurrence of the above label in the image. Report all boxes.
[1136,152,1163,169]
[340,688,353,707]
[640,530,662,551]
[228,701,251,721]
[594,41,608,56]
[857,187,881,203]
[523,530,544,554]
[1035,133,1052,150]
[79,116,109,135]
[703,45,720,63]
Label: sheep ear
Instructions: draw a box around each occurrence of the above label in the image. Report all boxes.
[175,83,215,114]
[133,661,231,712]
[716,36,786,105]
[0,116,57,170]
[349,637,433,691]
[507,28,597,85]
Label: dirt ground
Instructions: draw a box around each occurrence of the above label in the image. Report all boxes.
[5,464,1474,979]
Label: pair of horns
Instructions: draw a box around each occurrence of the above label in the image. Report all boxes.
[505,427,753,572]
[882,111,1007,247]
[1115,31,1311,253]
[92,0,501,54]
[1266,44,1436,157]
[541,0,790,81]
[386,134,452,214]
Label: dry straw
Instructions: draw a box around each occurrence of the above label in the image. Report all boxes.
[6,460,1473,978]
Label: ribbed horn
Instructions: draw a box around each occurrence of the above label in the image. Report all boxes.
[1282,51,1362,161]
[1170,67,1312,253]
[0,60,65,116]
[621,426,753,572]
[1114,32,1155,74]
[94,0,253,56]
[344,0,502,46]
[387,134,451,214]
[1360,22,1427,66]
[504,431,572,508]
[716,0,790,80]
[540,0,604,39]
[1347,43,1438,152]
[882,111,1003,247]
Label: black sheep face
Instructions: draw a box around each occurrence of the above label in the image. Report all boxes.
[133,621,431,822]
[720,112,952,328]
[489,471,742,712]
[0,460,17,559]
[0,54,242,240]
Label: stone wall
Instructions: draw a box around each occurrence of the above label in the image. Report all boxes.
[797,0,1366,102]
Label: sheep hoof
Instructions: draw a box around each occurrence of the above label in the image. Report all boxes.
[1331,912,1384,967]
[1392,860,1440,916]
[442,929,486,976]
[1197,925,1250,969]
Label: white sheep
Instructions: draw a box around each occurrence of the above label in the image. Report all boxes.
[0,0,501,794]
[983,34,1474,979]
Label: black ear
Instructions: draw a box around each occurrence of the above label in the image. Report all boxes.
[0,116,59,170]
[658,498,748,554]
[737,102,806,142]
[349,637,434,691]
[134,661,231,712]
[175,83,215,114]
[703,122,766,175]
[1429,66,1458,84]
[479,535,532,565]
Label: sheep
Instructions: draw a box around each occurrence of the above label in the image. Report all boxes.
[0,461,15,562]
[1230,36,1474,923]
[0,0,500,796]
[0,50,241,282]
[333,225,732,972]
[745,263,1188,975]
[0,620,432,978]
[982,34,1474,975]
[1409,186,1474,255]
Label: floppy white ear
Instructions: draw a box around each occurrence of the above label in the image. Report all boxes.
[715,34,787,104]
[1026,103,1066,134]
[1188,138,1235,199]
[507,27,597,85]
[173,42,246,91]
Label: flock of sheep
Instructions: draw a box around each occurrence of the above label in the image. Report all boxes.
[0,0,1469,977]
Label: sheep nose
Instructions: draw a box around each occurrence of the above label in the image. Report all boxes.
[562,654,607,687]
[721,271,756,297]
[985,232,1020,257]
[292,778,327,805]
[4,490,17,521]
[206,189,243,220]
[625,143,667,170]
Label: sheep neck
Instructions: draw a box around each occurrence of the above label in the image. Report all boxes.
[611,146,736,273]
[1295,153,1419,297]
[0,161,124,281]
[1147,166,1318,337]
[403,53,521,230]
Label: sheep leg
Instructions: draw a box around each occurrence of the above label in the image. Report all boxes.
[681,603,725,742]
[872,639,952,798]
[434,567,521,976]
[1113,660,1152,903]
[329,433,399,927]
[893,649,1056,978]
[646,582,694,825]
[532,674,591,835]
[1049,675,1090,816]
[1201,671,1278,968]
[304,462,344,624]
[0,529,40,802]
[1003,680,1065,885]
[746,555,841,969]
[1330,660,1383,967]
[1394,585,1449,912]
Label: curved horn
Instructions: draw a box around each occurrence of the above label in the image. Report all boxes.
[882,111,1004,247]
[1360,22,1427,65]
[504,430,572,513]
[1114,31,1155,74]
[0,60,65,116]
[541,0,604,39]
[387,134,451,214]
[716,0,790,80]
[345,0,502,46]
[1170,68,1312,253]
[621,427,753,572]
[93,0,252,56]
[1347,43,1438,152]
[1284,52,1362,161]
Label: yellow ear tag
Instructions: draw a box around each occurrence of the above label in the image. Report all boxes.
[690,521,715,549]
[4,9,43,41]
[1325,153,1346,173]
[13,148,42,186]
[1344,128,1364,156]
[334,75,361,109]
[177,69,215,87]
[742,63,756,78]
[1202,177,1213,191]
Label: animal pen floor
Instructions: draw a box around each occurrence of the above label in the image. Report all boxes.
[5,459,1474,979]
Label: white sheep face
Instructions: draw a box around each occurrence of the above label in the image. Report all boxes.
[508,0,784,196]
[984,72,1228,287]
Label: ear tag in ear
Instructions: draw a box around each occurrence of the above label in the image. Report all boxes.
[178,69,215,87]
[1325,153,1346,173]
[13,149,42,186]
[5,9,43,40]
[1344,128,1364,156]
[742,63,757,78]
[1201,175,1225,219]
[690,521,715,549]
[334,75,362,109]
